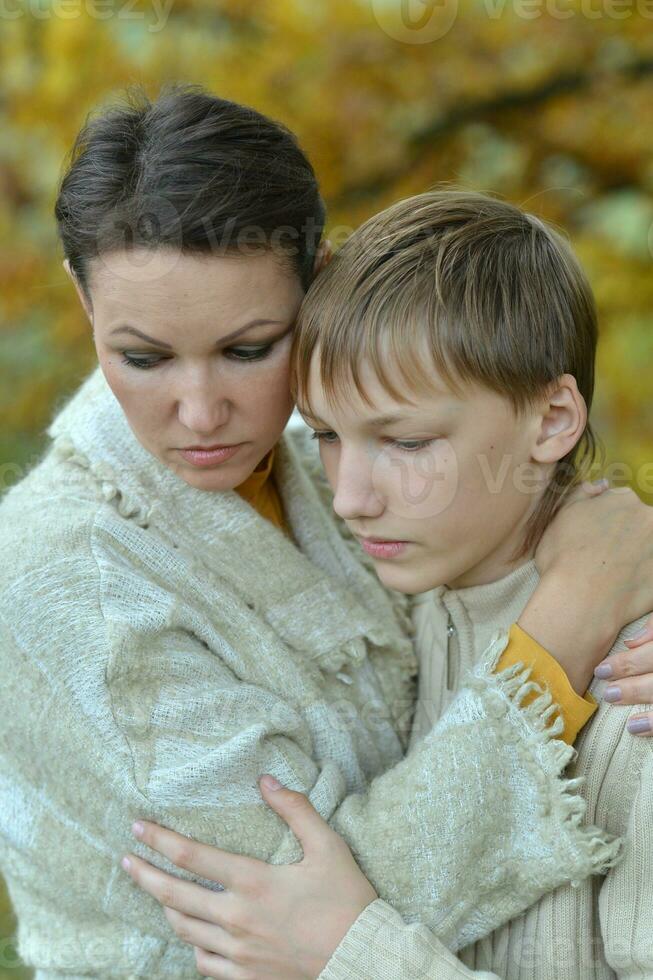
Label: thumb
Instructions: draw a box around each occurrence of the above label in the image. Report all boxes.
[258,775,335,856]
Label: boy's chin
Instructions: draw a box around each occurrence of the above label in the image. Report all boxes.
[373,560,448,596]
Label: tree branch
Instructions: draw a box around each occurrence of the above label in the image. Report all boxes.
[331,56,653,211]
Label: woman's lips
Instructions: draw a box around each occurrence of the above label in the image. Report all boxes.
[358,537,409,559]
[178,444,243,467]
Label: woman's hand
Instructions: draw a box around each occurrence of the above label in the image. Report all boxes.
[121,776,377,980]
[523,481,653,711]
[594,620,653,736]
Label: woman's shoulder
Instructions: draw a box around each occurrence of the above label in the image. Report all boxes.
[0,439,139,596]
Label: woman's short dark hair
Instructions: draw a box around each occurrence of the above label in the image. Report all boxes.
[54,83,326,296]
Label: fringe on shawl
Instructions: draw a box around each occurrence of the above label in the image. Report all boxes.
[53,437,157,529]
[468,633,623,887]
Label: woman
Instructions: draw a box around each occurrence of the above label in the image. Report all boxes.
[0,84,652,980]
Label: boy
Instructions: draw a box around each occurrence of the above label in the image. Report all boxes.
[292,190,653,978]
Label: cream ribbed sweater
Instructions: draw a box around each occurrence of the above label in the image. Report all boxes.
[407,561,653,980]
[0,369,622,979]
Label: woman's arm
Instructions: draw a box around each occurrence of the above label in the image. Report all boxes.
[528,484,653,692]
[110,619,621,974]
[121,482,653,979]
[123,784,505,980]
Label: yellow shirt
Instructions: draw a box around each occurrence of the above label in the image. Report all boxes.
[234,447,286,531]
[235,451,596,745]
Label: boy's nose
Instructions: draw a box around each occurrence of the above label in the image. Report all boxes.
[332,453,385,521]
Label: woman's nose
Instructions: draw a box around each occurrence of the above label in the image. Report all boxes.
[177,379,230,436]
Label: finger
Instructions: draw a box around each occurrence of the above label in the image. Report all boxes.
[122,853,225,922]
[578,478,611,498]
[623,616,653,649]
[258,775,339,859]
[626,712,653,736]
[131,820,263,890]
[194,945,242,979]
[164,907,235,957]
[594,641,653,681]
[601,675,653,707]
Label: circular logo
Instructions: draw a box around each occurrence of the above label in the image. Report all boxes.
[370,439,459,520]
[371,0,459,44]
[94,195,183,284]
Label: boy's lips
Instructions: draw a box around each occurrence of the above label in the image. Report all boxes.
[355,535,411,559]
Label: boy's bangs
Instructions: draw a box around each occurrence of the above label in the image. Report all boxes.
[295,297,462,421]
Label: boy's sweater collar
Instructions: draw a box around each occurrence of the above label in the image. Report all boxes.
[413,560,541,662]
[441,560,541,629]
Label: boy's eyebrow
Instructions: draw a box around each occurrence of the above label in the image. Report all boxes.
[365,412,419,429]
[300,410,439,429]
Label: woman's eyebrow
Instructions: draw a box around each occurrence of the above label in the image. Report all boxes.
[109,320,287,348]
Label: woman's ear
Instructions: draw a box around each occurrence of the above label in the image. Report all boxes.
[531,374,587,464]
[62,259,93,325]
[313,239,333,277]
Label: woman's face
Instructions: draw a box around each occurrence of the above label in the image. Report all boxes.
[66,248,305,491]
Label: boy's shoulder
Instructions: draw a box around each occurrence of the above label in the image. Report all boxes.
[572,613,653,834]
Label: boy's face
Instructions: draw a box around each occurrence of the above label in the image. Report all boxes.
[302,356,550,594]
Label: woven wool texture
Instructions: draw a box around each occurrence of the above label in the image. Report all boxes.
[0,368,623,979]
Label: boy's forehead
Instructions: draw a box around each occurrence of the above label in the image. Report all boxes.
[303,354,457,426]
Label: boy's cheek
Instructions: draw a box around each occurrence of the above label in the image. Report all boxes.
[380,441,459,521]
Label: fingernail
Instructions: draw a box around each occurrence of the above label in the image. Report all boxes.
[260,774,282,791]
[121,856,132,871]
[603,686,622,702]
[627,717,651,734]
[594,662,613,679]
[131,821,144,838]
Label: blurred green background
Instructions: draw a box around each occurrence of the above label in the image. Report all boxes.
[0,0,652,974]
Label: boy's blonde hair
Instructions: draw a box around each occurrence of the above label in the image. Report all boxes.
[291,189,599,557]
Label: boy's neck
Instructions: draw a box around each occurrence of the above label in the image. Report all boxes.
[444,496,540,591]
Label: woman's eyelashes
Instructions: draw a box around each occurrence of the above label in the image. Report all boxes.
[310,431,436,452]
[120,345,275,370]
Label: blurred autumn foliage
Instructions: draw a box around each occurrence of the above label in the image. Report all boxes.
[0,0,652,974]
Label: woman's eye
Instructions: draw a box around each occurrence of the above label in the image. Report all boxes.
[389,439,436,452]
[311,430,339,444]
[121,354,165,370]
[225,345,273,362]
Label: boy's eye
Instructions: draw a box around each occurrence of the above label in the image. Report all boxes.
[389,439,435,452]
[311,430,339,444]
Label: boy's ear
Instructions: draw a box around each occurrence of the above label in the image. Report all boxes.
[531,374,587,465]
[63,259,93,326]
[313,239,333,277]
